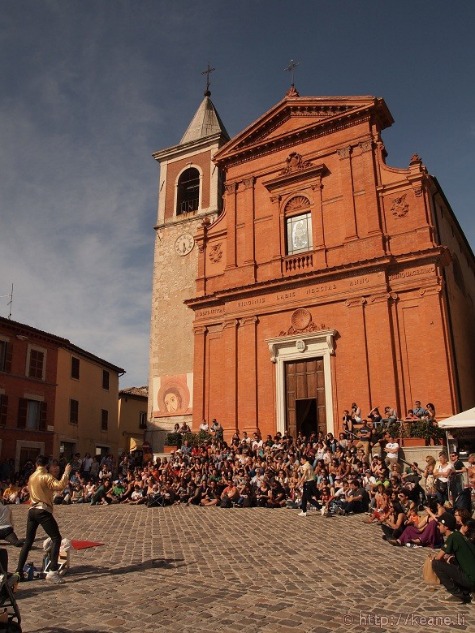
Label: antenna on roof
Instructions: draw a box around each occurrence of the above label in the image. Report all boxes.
[0,284,13,319]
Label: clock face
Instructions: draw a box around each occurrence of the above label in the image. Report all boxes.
[174,233,194,256]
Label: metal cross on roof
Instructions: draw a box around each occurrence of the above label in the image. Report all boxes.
[284,59,299,86]
[201,63,215,96]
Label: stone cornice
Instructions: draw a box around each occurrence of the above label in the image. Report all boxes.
[186,248,446,310]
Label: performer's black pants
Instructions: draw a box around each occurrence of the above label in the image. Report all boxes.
[16,508,62,573]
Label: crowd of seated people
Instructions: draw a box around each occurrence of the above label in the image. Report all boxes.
[0,401,471,521]
[2,401,474,602]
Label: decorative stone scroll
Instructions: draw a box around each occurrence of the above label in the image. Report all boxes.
[209,243,223,263]
[391,194,409,218]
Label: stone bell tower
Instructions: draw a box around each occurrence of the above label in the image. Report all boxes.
[148,85,229,446]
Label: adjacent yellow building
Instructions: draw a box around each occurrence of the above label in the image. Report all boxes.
[118,386,148,455]
[54,345,125,460]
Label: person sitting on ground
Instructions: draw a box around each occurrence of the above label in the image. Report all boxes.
[341,479,369,515]
[90,479,112,505]
[255,480,271,507]
[380,499,407,541]
[2,481,20,504]
[367,483,390,521]
[200,480,220,507]
[70,483,85,504]
[220,479,240,508]
[0,499,24,546]
[432,512,475,603]
[460,518,475,544]
[387,499,443,548]
[268,479,286,508]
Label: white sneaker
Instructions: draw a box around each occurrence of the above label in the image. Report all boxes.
[320,507,327,516]
[298,510,307,516]
[45,570,64,584]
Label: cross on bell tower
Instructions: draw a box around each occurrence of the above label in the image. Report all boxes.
[201,63,215,96]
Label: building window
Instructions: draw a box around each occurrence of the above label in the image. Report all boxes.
[286,212,313,255]
[27,347,45,380]
[102,370,110,390]
[139,411,147,429]
[0,340,12,373]
[0,394,8,427]
[70,399,79,425]
[71,357,80,380]
[176,167,200,214]
[17,398,47,431]
[101,409,108,431]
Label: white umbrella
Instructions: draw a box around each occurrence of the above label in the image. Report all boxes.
[438,407,475,429]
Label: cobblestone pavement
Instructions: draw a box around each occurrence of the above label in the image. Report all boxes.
[5,504,473,633]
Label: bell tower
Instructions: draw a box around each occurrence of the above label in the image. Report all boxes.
[148,86,229,445]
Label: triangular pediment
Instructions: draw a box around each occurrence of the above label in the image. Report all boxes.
[215,95,393,165]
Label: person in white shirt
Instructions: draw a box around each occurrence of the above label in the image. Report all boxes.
[434,452,454,504]
[384,434,400,466]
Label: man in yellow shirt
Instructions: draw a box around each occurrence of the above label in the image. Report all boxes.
[297,454,318,516]
[16,455,71,584]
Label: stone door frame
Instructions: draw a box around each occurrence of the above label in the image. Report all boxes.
[267,330,337,437]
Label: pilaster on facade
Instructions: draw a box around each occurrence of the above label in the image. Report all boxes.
[237,315,259,434]
[242,176,256,269]
[223,318,239,433]
[338,145,358,241]
[224,182,238,270]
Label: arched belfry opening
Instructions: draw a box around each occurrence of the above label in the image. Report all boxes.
[177,167,200,214]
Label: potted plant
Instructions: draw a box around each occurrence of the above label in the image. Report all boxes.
[403,420,427,447]
[403,418,445,446]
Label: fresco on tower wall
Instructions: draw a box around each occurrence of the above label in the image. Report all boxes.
[152,373,193,417]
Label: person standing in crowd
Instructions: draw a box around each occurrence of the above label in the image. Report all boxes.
[297,454,318,516]
[16,455,71,584]
[449,451,466,500]
[433,452,454,505]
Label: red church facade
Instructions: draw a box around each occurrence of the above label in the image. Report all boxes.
[184,92,475,440]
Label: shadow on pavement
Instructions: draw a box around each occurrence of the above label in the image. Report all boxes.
[16,557,187,598]
[30,629,109,633]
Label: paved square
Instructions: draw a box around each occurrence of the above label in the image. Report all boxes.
[7,504,473,632]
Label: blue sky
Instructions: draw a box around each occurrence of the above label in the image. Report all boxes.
[1,1,474,387]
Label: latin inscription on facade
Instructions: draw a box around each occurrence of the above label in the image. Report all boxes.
[195,307,225,318]
[389,266,435,281]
